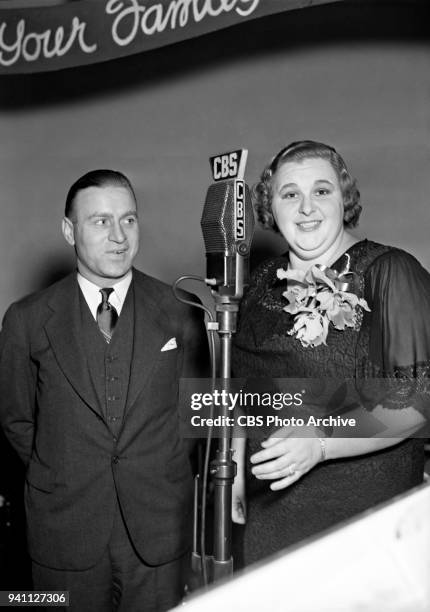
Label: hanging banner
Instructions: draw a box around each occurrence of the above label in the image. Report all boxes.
[0,0,342,75]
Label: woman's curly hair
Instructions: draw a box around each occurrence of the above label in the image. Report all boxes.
[253,140,362,232]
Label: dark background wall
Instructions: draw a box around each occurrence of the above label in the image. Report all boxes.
[0,0,428,589]
[0,1,429,319]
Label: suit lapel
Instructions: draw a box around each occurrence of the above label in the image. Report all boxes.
[44,274,102,418]
[126,272,170,413]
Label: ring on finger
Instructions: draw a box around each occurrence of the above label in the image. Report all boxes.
[287,463,296,476]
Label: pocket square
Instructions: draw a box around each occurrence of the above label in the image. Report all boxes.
[161,338,177,352]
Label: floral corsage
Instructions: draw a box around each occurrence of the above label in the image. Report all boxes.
[277,261,370,348]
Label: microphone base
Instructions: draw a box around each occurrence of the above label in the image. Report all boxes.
[190,552,234,587]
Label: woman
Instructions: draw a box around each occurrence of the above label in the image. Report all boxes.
[231,140,429,565]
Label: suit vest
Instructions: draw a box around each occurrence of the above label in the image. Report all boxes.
[79,284,134,438]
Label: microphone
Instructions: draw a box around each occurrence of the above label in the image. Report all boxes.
[201,149,255,300]
[199,150,255,582]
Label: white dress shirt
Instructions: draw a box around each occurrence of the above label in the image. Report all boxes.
[77,271,133,320]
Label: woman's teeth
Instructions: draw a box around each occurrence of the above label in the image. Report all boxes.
[297,221,321,231]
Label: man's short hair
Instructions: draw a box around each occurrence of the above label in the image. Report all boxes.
[65,169,137,219]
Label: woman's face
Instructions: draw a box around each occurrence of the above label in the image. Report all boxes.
[271,157,345,262]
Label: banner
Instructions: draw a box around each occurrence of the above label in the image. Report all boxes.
[0,0,343,74]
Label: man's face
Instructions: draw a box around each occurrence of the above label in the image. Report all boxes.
[62,185,139,286]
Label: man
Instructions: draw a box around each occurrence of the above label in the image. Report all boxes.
[0,170,207,611]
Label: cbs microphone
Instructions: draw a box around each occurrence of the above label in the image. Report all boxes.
[201,149,255,301]
[199,150,255,578]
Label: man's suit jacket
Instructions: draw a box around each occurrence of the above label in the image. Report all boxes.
[0,269,207,570]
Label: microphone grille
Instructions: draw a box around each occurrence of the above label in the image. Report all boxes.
[201,182,236,253]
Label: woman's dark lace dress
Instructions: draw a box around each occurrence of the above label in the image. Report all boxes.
[232,240,430,566]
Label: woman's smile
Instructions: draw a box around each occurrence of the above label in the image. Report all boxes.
[296,220,322,232]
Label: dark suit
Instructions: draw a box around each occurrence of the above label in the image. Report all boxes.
[0,269,206,607]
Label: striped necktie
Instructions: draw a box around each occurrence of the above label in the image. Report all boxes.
[97,288,118,343]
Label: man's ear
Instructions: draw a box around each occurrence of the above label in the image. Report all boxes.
[62,217,75,246]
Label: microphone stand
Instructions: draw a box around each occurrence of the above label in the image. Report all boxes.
[209,296,239,580]
[196,155,254,586]
[208,255,246,581]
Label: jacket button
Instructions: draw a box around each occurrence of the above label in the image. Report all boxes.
[112,456,120,465]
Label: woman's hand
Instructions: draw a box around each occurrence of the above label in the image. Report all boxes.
[250,427,323,491]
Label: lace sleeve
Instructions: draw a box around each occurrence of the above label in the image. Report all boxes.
[365,248,430,415]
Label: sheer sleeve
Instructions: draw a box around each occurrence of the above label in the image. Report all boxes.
[365,248,430,415]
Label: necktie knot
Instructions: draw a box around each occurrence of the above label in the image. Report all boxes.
[97,288,118,343]
[100,287,115,309]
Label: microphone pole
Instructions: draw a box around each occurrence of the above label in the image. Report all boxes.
[200,149,255,580]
